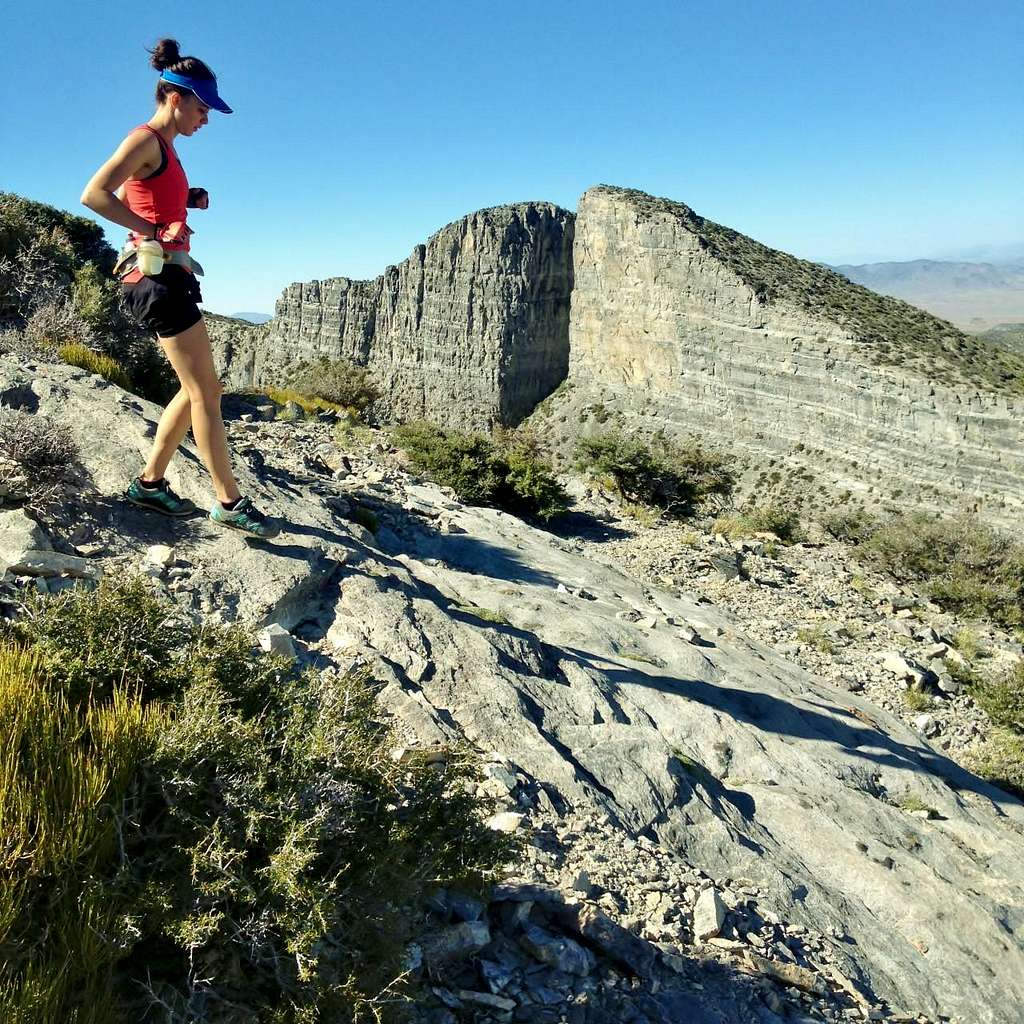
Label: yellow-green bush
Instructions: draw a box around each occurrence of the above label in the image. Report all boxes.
[712,503,803,543]
[284,357,379,420]
[1,580,516,1023]
[968,729,1024,800]
[0,645,166,1024]
[264,385,345,418]
[57,343,131,391]
[971,661,1024,734]
[855,512,1024,629]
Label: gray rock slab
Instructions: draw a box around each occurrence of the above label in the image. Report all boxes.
[355,493,1024,1023]
[8,356,1023,1023]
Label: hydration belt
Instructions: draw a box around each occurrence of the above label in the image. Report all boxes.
[113,243,205,279]
[113,221,203,279]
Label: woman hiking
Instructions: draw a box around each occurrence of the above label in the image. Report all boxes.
[81,38,279,539]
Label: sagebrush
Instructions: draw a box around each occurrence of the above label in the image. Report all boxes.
[575,431,733,516]
[0,579,516,1023]
[0,408,81,506]
[855,512,1024,628]
[393,420,569,521]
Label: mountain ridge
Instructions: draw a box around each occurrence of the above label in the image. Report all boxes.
[832,257,1024,331]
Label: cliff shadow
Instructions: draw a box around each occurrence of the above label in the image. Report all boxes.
[544,506,633,543]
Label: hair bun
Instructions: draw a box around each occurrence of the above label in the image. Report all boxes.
[149,38,182,71]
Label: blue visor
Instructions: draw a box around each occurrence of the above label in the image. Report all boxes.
[160,70,233,113]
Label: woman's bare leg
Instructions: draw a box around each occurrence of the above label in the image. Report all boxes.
[141,386,191,481]
[155,317,240,504]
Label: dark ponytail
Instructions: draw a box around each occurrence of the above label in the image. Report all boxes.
[148,38,217,103]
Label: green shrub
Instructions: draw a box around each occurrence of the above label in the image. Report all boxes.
[0,580,517,1022]
[0,193,174,406]
[856,513,1024,628]
[122,669,513,1023]
[498,442,572,522]
[58,342,132,391]
[713,503,803,543]
[5,577,283,710]
[967,729,1024,800]
[971,661,1024,734]
[71,262,123,337]
[0,645,167,1024]
[454,603,509,625]
[1,194,114,322]
[575,431,732,516]
[285,357,380,420]
[902,687,934,713]
[821,507,877,544]
[796,625,835,653]
[393,421,569,521]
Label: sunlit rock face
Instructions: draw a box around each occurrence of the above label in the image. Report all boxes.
[235,202,575,430]
[563,185,1024,526]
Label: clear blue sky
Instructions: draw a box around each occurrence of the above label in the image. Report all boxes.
[2,0,1021,314]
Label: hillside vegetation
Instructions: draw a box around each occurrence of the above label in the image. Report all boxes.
[601,186,1024,395]
[979,322,1024,355]
[0,580,511,1023]
[0,193,174,403]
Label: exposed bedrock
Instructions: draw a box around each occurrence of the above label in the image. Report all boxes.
[222,203,575,430]
[561,186,1024,526]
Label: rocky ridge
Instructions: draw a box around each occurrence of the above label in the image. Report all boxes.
[550,186,1024,529]
[2,357,1022,1022]
[211,185,1024,528]
[211,203,574,429]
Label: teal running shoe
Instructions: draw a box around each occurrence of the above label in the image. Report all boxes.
[125,477,197,517]
[209,496,281,539]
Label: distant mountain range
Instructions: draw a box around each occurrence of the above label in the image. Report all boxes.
[832,258,1024,332]
[230,312,273,325]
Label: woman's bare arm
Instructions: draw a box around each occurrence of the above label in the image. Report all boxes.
[81,133,164,237]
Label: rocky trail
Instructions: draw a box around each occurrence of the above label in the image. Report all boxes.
[1,357,1022,1024]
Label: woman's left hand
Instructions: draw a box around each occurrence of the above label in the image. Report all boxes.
[187,188,210,210]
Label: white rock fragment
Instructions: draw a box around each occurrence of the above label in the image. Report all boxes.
[15,550,103,580]
[486,811,525,833]
[146,544,175,567]
[693,887,726,941]
[258,623,296,660]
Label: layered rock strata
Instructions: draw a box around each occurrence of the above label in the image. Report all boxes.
[212,185,1024,524]
[560,186,1024,526]
[230,203,574,429]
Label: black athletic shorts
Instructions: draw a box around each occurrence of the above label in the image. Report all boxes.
[121,266,203,338]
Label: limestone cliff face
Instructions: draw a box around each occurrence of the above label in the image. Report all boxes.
[563,186,1024,525]
[213,184,1024,524]
[234,203,574,429]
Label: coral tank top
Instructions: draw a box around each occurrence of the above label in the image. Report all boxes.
[122,124,190,252]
